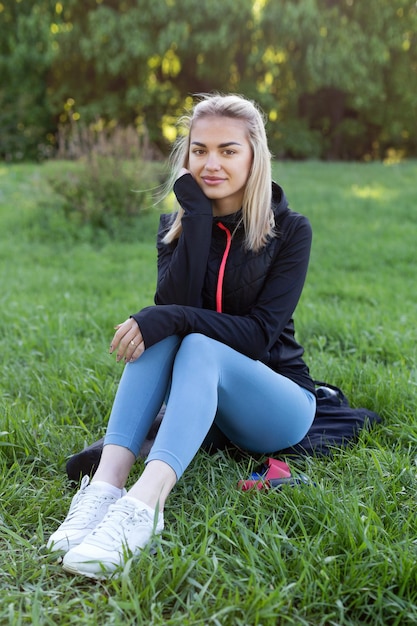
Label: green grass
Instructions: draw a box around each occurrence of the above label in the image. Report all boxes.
[1,159,416,625]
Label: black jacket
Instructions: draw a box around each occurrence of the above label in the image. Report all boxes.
[132,174,315,394]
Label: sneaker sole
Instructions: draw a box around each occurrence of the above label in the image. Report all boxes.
[62,543,159,580]
[62,560,112,580]
[62,536,161,579]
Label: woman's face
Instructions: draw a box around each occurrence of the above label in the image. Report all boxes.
[188,115,253,216]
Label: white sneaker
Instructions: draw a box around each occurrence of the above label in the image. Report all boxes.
[47,476,126,553]
[62,496,164,579]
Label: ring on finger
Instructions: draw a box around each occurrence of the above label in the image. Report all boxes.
[130,340,135,346]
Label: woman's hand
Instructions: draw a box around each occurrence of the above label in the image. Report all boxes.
[109,318,145,363]
[177,167,191,179]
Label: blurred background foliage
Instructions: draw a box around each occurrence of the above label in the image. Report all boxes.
[0,0,416,162]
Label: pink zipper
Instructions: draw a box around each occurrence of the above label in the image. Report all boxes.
[216,223,232,313]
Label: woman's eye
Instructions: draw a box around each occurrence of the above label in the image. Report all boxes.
[223,149,236,156]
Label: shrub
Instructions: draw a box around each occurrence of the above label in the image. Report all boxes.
[46,123,166,242]
[48,156,161,237]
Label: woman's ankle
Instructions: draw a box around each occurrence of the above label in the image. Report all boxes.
[91,444,136,489]
[127,460,177,511]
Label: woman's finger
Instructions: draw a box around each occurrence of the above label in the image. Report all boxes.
[126,338,145,363]
[109,319,133,353]
[110,319,144,362]
[121,327,144,362]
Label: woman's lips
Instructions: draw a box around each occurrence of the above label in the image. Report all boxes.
[202,177,225,185]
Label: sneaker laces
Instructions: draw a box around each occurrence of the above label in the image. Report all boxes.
[63,476,116,529]
[86,499,151,549]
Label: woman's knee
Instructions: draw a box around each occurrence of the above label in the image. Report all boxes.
[175,333,217,367]
[180,333,214,354]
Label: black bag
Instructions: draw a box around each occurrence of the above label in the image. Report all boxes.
[65,382,381,482]
[279,382,382,456]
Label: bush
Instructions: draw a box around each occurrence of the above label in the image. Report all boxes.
[45,123,166,242]
[48,156,162,239]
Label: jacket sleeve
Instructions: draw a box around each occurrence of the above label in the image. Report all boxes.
[133,213,312,362]
[154,174,213,306]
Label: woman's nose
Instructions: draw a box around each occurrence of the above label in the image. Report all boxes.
[204,153,221,171]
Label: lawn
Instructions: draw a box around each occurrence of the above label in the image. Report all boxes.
[0,159,416,625]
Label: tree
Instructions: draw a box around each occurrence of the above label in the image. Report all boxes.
[47,0,257,150]
[258,0,417,159]
[1,0,416,160]
[0,0,58,159]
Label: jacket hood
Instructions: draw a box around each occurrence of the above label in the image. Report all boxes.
[272,181,289,216]
[212,181,288,233]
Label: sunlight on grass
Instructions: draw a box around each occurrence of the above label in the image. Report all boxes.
[383,148,407,165]
[350,184,385,199]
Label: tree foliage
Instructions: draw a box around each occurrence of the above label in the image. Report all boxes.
[0,0,416,161]
[259,0,417,159]
[0,0,57,159]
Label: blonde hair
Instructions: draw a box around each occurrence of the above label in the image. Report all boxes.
[161,94,274,252]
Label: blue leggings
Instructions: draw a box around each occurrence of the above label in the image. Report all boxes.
[104,334,316,480]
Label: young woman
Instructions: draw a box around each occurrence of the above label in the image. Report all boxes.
[47,93,316,579]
